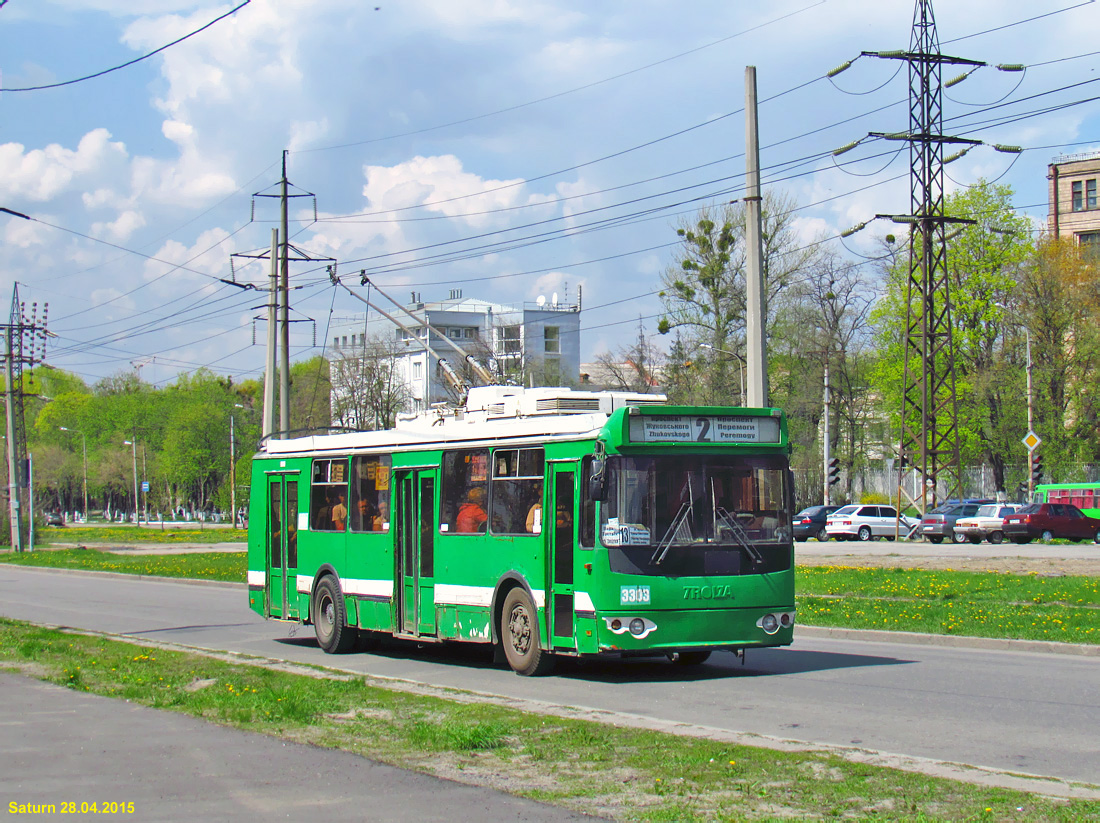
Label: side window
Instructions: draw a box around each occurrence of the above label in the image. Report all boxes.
[350,455,392,533]
[881,507,897,519]
[490,448,544,535]
[311,459,348,532]
[579,456,595,548]
[442,449,489,534]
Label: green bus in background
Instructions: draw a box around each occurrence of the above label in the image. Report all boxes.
[1034,483,1100,518]
[247,387,796,676]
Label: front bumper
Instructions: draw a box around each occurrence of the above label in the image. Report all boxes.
[594,606,795,652]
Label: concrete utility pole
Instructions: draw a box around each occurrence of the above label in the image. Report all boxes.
[823,362,832,506]
[743,66,768,408]
[236,158,329,439]
[279,151,292,438]
[5,328,23,550]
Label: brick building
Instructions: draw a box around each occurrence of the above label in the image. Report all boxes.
[1047,151,1100,256]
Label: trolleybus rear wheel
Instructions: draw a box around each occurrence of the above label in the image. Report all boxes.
[501,588,554,676]
[313,575,356,654]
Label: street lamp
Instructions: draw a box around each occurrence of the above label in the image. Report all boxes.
[123,439,139,525]
[231,403,244,527]
[996,303,1035,499]
[699,344,746,406]
[58,427,87,523]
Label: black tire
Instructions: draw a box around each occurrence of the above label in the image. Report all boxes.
[313,576,356,654]
[816,528,829,542]
[857,526,872,542]
[501,588,554,676]
[1040,530,1054,542]
[927,536,944,544]
[670,650,712,666]
[989,531,1004,545]
[967,535,982,545]
[1094,531,1100,545]
[952,531,968,544]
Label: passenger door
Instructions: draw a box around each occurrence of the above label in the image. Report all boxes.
[265,473,300,620]
[394,468,437,637]
[547,464,576,648]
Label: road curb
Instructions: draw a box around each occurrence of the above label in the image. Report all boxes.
[797,624,1100,656]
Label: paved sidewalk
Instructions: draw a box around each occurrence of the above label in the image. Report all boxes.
[0,672,597,822]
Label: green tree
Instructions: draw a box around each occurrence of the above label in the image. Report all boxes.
[657,191,818,404]
[871,180,1034,492]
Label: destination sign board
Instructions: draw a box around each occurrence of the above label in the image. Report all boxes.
[628,415,780,444]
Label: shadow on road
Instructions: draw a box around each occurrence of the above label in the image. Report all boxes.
[271,634,913,683]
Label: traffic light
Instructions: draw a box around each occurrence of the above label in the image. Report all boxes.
[1031,453,1043,484]
[827,457,841,486]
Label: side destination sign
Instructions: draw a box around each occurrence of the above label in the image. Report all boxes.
[628,415,780,444]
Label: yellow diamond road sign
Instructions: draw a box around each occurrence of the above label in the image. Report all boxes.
[1022,431,1041,451]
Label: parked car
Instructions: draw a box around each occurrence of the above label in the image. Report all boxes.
[824,504,918,541]
[954,503,1022,544]
[1002,503,1100,543]
[42,512,64,527]
[919,500,993,544]
[792,505,841,542]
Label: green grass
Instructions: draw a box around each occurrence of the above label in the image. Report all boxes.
[797,566,1100,644]
[35,525,247,545]
[0,618,1094,821]
[0,548,245,582]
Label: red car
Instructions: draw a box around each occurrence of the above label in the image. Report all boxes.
[1002,503,1100,543]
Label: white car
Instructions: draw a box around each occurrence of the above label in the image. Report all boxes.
[954,503,1022,544]
[824,504,918,541]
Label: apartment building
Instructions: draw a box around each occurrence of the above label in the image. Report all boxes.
[1048,151,1100,256]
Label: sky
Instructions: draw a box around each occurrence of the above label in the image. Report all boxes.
[0,0,1098,389]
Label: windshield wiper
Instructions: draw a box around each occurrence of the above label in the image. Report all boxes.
[651,501,694,565]
[714,507,764,565]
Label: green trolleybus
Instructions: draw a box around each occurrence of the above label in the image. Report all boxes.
[1035,483,1100,518]
[246,386,796,675]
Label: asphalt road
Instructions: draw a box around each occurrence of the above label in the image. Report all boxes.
[1,673,595,822]
[1,565,1097,790]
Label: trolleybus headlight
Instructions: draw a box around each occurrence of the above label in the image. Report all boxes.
[759,613,779,634]
[780,612,793,628]
[604,616,657,639]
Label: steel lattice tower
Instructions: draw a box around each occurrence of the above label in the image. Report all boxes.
[869,1,983,511]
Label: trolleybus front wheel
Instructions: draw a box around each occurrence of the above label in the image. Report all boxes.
[312,575,356,654]
[501,588,554,676]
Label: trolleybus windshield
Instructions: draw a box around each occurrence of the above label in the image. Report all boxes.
[599,454,791,577]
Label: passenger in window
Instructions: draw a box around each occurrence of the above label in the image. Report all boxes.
[331,492,347,532]
[526,502,542,533]
[353,496,375,531]
[456,486,488,533]
[373,498,390,531]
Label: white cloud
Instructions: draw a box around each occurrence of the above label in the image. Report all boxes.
[92,209,147,243]
[0,129,129,202]
[362,154,533,225]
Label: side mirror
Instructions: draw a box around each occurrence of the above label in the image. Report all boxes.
[589,456,607,502]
